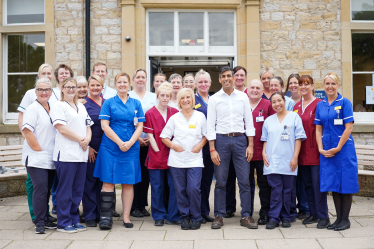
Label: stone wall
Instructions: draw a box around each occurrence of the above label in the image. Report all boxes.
[259,0,341,89]
[55,0,122,87]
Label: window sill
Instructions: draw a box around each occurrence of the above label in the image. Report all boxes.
[353,124,374,133]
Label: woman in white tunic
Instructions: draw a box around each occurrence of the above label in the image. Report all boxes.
[22,78,57,234]
[50,78,93,233]
[168,73,183,110]
[161,88,207,230]
[261,92,306,229]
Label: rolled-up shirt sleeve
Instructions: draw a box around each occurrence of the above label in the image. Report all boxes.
[206,97,217,141]
[50,102,67,126]
[244,96,255,137]
[160,116,175,140]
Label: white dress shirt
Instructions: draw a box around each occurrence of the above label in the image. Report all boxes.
[102,84,117,99]
[160,111,207,168]
[22,101,56,169]
[206,89,255,140]
[18,87,60,113]
[168,100,180,110]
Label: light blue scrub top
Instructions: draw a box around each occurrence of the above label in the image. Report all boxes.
[285,96,295,111]
[261,111,307,176]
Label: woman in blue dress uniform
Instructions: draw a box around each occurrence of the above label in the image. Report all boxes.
[94,72,145,230]
[315,72,358,231]
[82,75,105,227]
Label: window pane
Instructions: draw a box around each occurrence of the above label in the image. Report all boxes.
[7,0,44,24]
[8,75,38,113]
[353,74,374,112]
[8,34,45,73]
[352,33,374,72]
[149,13,174,46]
[179,13,204,47]
[209,13,234,46]
[352,0,374,21]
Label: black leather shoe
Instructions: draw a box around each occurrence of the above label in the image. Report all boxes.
[258,216,269,225]
[130,209,144,217]
[112,210,120,217]
[202,215,214,222]
[317,218,330,229]
[47,214,57,223]
[291,217,297,223]
[191,220,201,230]
[282,219,291,228]
[52,205,57,215]
[154,219,164,226]
[327,222,338,230]
[165,220,182,225]
[200,217,207,224]
[302,215,318,224]
[266,220,279,229]
[334,221,350,231]
[297,211,310,220]
[123,222,133,228]
[181,218,191,230]
[86,219,97,227]
[225,211,235,218]
[141,209,150,217]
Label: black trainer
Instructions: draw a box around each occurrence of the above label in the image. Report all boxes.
[47,214,57,223]
[44,221,57,229]
[317,218,331,229]
[281,219,291,228]
[86,219,97,227]
[191,220,201,230]
[130,209,144,217]
[258,216,269,225]
[225,211,235,218]
[302,215,318,225]
[141,209,150,217]
[35,225,45,234]
[181,218,191,230]
[155,219,164,226]
[297,211,310,220]
[266,220,279,229]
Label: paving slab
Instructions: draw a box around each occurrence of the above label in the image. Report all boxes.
[280,227,343,239]
[105,230,166,241]
[165,229,224,240]
[0,240,12,249]
[0,212,26,221]
[338,226,374,238]
[0,221,34,230]
[67,240,133,249]
[318,237,374,249]
[46,230,110,241]
[131,240,194,249]
[223,227,284,240]
[255,239,322,249]
[195,239,257,249]
[3,240,72,249]
[353,217,374,227]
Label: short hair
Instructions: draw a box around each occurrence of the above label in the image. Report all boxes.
[270,76,284,87]
[323,72,340,85]
[156,82,172,98]
[38,63,53,75]
[285,74,300,92]
[299,75,315,95]
[270,92,285,102]
[34,77,52,89]
[60,77,78,104]
[168,73,182,83]
[76,76,88,85]
[92,62,107,72]
[177,88,195,110]
[219,66,233,78]
[54,64,74,81]
[195,69,212,84]
[88,75,104,86]
[153,73,166,81]
[233,66,247,76]
[183,74,195,82]
[132,68,147,79]
[259,67,276,78]
[115,72,131,84]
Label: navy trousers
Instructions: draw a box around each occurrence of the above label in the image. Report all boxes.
[225,160,237,213]
[299,165,328,219]
[250,160,271,217]
[26,163,55,226]
[296,173,310,213]
[82,160,102,221]
[54,157,87,229]
[214,134,252,218]
[132,146,149,211]
[51,172,58,206]
[170,167,202,221]
[149,169,180,221]
[201,154,214,216]
[267,174,295,224]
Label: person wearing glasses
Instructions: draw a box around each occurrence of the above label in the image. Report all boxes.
[17,63,58,225]
[22,78,57,234]
[50,78,93,233]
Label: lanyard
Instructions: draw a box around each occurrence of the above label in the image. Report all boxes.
[52,88,58,100]
[196,92,209,106]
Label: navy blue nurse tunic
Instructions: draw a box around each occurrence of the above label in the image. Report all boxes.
[93,95,145,184]
[85,97,105,151]
[314,93,359,194]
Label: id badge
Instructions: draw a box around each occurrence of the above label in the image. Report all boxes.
[334,119,343,125]
[281,134,289,141]
[86,119,91,126]
[256,116,264,122]
[133,117,138,126]
[189,124,196,129]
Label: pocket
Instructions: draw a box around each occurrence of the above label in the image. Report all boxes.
[28,151,51,167]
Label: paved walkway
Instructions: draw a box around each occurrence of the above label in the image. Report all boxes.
[1,184,374,249]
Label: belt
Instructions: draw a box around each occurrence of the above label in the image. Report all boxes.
[218,133,244,137]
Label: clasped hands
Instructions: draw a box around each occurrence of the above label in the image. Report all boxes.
[319,147,341,158]
[79,137,90,151]
[170,143,202,154]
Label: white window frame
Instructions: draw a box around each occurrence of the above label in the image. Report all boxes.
[3,0,45,26]
[350,0,374,23]
[2,34,44,124]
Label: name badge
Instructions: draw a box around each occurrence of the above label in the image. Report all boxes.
[194,104,201,109]
[256,116,264,122]
[294,110,298,113]
[281,134,289,141]
[335,106,342,110]
[334,119,343,125]
[189,125,196,129]
[134,110,138,126]
[86,119,91,126]
[281,125,290,141]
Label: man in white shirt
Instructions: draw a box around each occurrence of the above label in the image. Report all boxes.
[207,66,257,229]
[92,62,117,99]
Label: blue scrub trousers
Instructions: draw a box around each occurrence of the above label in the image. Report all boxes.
[149,169,180,222]
[201,154,214,216]
[51,173,58,206]
[267,174,295,224]
[299,165,328,219]
[170,167,202,221]
[54,158,87,229]
[82,160,102,221]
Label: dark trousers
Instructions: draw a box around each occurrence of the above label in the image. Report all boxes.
[51,172,58,206]
[267,174,295,224]
[26,164,55,226]
[132,146,149,211]
[214,134,252,218]
[170,167,202,221]
[82,160,102,221]
[250,160,271,217]
[299,165,328,219]
[296,173,310,213]
[225,160,237,212]
[201,154,214,216]
[149,169,180,221]
[54,158,87,229]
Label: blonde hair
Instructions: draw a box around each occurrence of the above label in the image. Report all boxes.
[259,67,276,78]
[183,74,195,82]
[34,77,52,89]
[38,63,53,75]
[76,76,88,86]
[195,69,211,84]
[115,72,131,84]
[60,77,78,104]
[156,82,172,98]
[132,68,147,79]
[92,62,107,72]
[177,88,195,110]
[323,72,340,85]
[88,75,104,86]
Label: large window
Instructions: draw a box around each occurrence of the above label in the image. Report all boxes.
[351,0,374,21]
[3,0,45,25]
[3,34,45,121]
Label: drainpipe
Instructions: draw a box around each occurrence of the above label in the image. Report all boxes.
[85,0,90,78]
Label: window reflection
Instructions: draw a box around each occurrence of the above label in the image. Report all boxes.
[7,0,44,24]
[352,33,374,72]
[209,13,234,46]
[149,13,174,46]
[179,13,204,47]
[352,0,374,21]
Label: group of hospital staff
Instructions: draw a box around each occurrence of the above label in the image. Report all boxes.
[20,62,359,234]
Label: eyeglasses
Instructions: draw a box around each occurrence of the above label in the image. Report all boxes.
[36,88,52,93]
[64,86,77,91]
